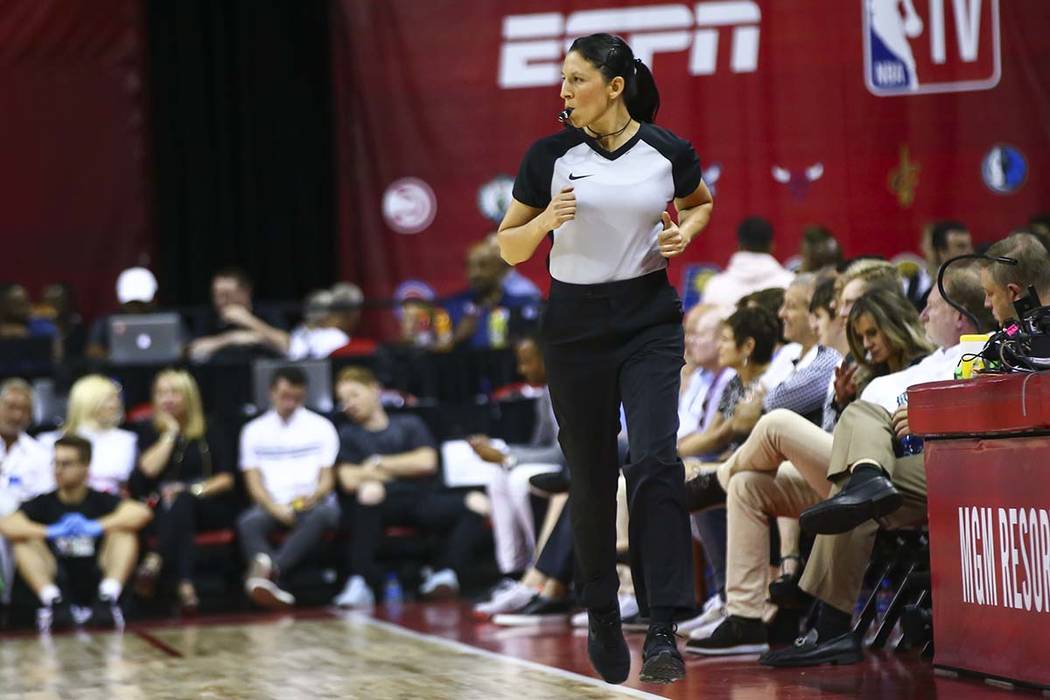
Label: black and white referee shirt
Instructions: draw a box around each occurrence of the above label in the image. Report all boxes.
[512,123,703,284]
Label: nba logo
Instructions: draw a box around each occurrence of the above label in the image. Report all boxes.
[863,0,1001,96]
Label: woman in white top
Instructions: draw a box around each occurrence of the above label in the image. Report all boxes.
[39,375,137,495]
[497,33,713,685]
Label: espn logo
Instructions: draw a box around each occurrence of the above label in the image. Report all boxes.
[863,0,1001,96]
[498,2,761,89]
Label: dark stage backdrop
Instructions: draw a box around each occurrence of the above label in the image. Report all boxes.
[0,0,151,319]
[332,0,1050,326]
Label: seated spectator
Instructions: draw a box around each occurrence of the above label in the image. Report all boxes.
[687,280,966,658]
[444,240,541,350]
[0,379,54,604]
[0,284,57,340]
[798,225,842,273]
[978,231,1050,324]
[238,367,340,610]
[702,217,795,310]
[910,220,972,309]
[465,337,563,583]
[327,283,376,354]
[188,268,288,362]
[85,267,166,360]
[0,435,152,632]
[130,370,236,613]
[38,375,138,495]
[288,283,371,359]
[39,283,86,360]
[332,367,489,607]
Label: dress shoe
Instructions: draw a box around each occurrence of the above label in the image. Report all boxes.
[759,628,863,667]
[799,474,902,534]
[683,472,726,512]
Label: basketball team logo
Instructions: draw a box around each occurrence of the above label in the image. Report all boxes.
[981,145,1027,195]
[862,0,1000,96]
[382,177,437,234]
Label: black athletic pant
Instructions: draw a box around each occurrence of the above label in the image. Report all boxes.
[151,492,236,582]
[541,269,695,617]
[341,486,488,590]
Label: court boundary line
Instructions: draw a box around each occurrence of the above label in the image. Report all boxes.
[348,612,665,699]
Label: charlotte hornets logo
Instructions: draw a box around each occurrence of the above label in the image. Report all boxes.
[981,145,1027,195]
[863,0,1001,96]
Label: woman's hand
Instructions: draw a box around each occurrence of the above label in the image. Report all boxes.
[538,186,576,231]
[833,363,859,408]
[658,212,688,258]
[156,410,180,436]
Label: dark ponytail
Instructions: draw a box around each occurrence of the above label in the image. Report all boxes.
[568,33,661,123]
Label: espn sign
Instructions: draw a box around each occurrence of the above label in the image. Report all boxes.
[499,2,760,89]
[863,0,1001,96]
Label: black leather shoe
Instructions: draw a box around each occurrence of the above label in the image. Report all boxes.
[684,472,726,513]
[640,623,685,684]
[799,474,902,534]
[759,629,863,667]
[588,608,630,684]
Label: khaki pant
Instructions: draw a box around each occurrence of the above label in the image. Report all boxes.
[798,401,928,613]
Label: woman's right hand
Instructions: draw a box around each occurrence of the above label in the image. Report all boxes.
[156,411,180,436]
[833,362,859,408]
[539,186,576,231]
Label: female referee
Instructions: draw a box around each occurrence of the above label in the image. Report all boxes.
[497,33,713,685]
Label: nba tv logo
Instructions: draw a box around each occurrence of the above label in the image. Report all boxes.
[863,0,1000,96]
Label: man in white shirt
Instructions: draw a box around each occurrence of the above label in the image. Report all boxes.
[702,217,795,311]
[238,367,340,609]
[0,379,53,603]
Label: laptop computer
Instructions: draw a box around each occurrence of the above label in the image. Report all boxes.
[252,359,334,414]
[108,313,184,365]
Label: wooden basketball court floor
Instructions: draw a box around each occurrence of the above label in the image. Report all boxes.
[0,602,1038,699]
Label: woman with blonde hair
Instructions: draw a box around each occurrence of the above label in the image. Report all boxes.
[39,374,137,495]
[845,288,934,393]
[130,369,235,612]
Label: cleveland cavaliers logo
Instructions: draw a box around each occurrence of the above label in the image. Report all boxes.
[862,0,1001,96]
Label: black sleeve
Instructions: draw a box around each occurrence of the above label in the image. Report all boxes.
[400,415,437,451]
[672,140,703,199]
[20,494,52,524]
[337,426,369,465]
[512,139,556,210]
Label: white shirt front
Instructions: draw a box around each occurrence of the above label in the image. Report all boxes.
[38,426,138,495]
[760,343,803,392]
[678,368,714,439]
[0,432,54,510]
[287,325,350,360]
[239,407,339,505]
[860,344,967,414]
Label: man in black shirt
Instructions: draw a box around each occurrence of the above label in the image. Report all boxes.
[0,435,152,632]
[332,367,490,607]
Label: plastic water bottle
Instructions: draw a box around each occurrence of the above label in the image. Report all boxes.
[896,393,924,455]
[876,577,893,618]
[383,573,403,607]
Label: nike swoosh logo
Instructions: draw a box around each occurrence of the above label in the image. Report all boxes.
[568,173,593,180]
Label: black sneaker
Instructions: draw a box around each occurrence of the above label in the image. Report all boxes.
[491,596,573,626]
[639,623,685,684]
[587,607,630,685]
[685,615,768,656]
[36,600,74,634]
[683,472,726,512]
[90,597,125,630]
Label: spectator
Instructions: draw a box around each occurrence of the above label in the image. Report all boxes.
[702,217,795,310]
[238,367,340,610]
[39,283,87,360]
[287,290,345,360]
[911,220,973,308]
[0,284,57,340]
[0,379,53,604]
[798,225,842,273]
[84,267,165,360]
[466,337,563,583]
[130,370,237,613]
[444,241,541,350]
[332,366,490,607]
[0,435,152,632]
[484,233,543,300]
[188,268,288,362]
[978,232,1050,324]
[38,375,138,495]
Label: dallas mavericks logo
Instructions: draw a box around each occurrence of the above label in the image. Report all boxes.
[981,145,1027,195]
[863,0,1001,96]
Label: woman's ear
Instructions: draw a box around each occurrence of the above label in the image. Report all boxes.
[607,75,625,101]
[742,337,756,358]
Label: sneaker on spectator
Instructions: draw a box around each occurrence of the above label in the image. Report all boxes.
[419,568,459,600]
[475,581,536,619]
[334,575,375,609]
[572,593,639,628]
[36,600,74,635]
[246,553,295,610]
[492,595,573,626]
[679,594,726,638]
[90,596,126,630]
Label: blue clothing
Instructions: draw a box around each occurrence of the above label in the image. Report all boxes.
[444,289,539,349]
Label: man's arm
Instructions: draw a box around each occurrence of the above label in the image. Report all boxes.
[0,511,47,541]
[369,447,438,479]
[304,466,335,508]
[677,414,734,458]
[96,500,153,532]
[243,467,294,524]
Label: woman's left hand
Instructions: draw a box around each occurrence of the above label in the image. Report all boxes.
[657,212,688,258]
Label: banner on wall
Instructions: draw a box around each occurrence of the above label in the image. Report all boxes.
[332,0,1050,335]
